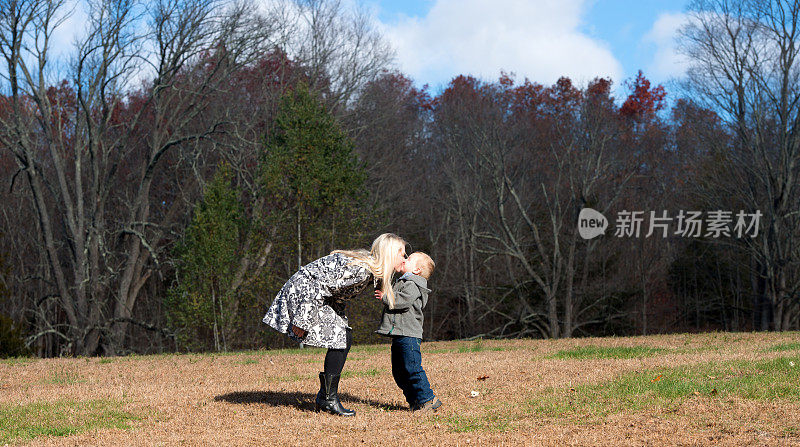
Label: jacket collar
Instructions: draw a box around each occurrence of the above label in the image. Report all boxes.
[398,272,431,292]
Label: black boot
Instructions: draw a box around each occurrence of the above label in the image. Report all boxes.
[315,372,355,416]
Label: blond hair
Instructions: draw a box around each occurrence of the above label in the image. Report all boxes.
[332,233,407,309]
[408,252,435,279]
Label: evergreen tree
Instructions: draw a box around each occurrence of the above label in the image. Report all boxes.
[261,83,367,269]
[166,164,244,352]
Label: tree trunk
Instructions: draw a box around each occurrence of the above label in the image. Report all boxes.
[640,255,648,336]
[563,233,577,338]
[547,289,559,339]
[297,207,302,270]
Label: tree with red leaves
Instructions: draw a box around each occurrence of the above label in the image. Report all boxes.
[620,70,667,121]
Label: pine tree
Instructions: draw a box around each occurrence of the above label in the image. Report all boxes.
[166,164,244,352]
[261,83,367,269]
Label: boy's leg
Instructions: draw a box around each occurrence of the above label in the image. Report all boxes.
[391,337,413,404]
[399,337,434,407]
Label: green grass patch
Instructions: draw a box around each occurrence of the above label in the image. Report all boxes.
[40,367,85,385]
[264,347,327,356]
[763,342,800,353]
[262,367,382,382]
[427,348,459,354]
[783,426,800,437]
[0,356,34,366]
[427,340,513,354]
[530,356,800,419]
[265,372,312,383]
[98,358,115,364]
[234,358,259,365]
[341,368,382,379]
[0,399,138,444]
[673,344,723,355]
[459,341,487,353]
[303,356,367,364]
[263,368,381,382]
[350,345,388,354]
[207,349,265,357]
[434,412,511,433]
[549,345,668,360]
[120,350,260,361]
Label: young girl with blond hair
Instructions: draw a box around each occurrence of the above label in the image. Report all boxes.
[263,233,407,416]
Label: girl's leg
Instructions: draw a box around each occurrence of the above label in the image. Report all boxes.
[323,328,352,375]
[316,328,355,416]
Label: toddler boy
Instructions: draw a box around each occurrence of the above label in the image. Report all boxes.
[375,252,441,411]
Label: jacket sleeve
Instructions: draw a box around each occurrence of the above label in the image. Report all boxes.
[321,256,372,298]
[329,262,371,294]
[382,280,420,310]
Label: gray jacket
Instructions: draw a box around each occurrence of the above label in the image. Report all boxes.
[376,273,431,339]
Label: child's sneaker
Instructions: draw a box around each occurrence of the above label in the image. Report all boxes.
[413,397,442,412]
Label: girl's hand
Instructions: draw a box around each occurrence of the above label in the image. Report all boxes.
[291,325,307,339]
[374,290,383,300]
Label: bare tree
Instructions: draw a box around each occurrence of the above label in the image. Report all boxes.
[680,0,800,330]
[272,0,395,109]
[426,76,642,339]
[0,0,277,355]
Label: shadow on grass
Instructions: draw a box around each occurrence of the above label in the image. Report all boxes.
[213,390,405,412]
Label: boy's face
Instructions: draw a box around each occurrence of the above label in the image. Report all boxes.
[401,254,419,275]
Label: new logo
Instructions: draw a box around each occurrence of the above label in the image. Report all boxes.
[578,208,608,239]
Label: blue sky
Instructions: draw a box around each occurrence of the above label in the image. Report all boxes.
[368,0,691,97]
[41,0,692,101]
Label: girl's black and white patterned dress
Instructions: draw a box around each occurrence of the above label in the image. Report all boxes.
[263,253,373,349]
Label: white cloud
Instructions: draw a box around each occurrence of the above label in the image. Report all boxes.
[376,0,623,88]
[50,0,89,61]
[643,12,691,81]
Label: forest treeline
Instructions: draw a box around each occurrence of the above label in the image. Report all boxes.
[0,0,798,357]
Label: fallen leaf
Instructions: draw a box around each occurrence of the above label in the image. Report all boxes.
[651,374,663,383]
[706,375,717,380]
[477,375,489,381]
[692,391,701,396]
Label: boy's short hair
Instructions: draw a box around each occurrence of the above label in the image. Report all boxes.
[410,252,435,279]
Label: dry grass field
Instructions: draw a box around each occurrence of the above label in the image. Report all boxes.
[2,332,800,446]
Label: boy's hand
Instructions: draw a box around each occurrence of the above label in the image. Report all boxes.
[291,325,307,339]
[374,290,383,300]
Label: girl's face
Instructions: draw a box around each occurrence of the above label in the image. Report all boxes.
[393,245,407,273]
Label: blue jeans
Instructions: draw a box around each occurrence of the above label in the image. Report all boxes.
[391,336,435,407]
